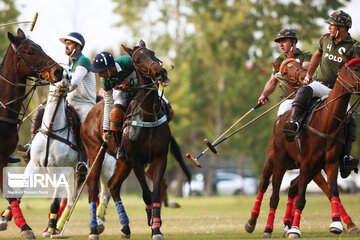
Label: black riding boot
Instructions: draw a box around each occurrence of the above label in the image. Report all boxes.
[340,116,359,178]
[113,131,127,161]
[283,85,313,142]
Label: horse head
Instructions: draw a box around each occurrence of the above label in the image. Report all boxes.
[50,64,71,96]
[337,56,360,95]
[275,58,307,92]
[122,40,170,87]
[7,28,63,84]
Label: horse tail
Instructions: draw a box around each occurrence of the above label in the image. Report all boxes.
[170,135,191,183]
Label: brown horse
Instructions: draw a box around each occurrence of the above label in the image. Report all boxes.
[81,40,171,240]
[245,58,360,238]
[0,28,63,238]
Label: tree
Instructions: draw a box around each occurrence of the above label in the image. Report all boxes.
[0,0,20,60]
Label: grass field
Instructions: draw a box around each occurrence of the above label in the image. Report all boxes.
[0,193,359,239]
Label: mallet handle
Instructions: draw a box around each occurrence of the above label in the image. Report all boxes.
[30,12,38,31]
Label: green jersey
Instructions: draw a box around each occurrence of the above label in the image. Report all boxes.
[101,55,134,91]
[273,48,312,98]
[315,33,360,88]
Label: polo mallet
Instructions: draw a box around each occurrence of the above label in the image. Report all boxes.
[204,92,295,154]
[22,100,47,122]
[0,12,38,31]
[51,133,110,239]
[186,101,263,167]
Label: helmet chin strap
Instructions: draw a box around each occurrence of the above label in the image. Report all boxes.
[70,48,76,57]
[335,30,339,39]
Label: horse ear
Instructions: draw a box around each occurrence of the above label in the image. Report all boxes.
[139,39,146,48]
[17,28,26,39]
[272,62,280,72]
[122,44,133,56]
[7,32,16,44]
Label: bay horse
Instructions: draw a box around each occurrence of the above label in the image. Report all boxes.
[245,58,360,238]
[0,28,63,239]
[81,40,171,240]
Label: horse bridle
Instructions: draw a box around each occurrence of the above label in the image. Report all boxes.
[132,47,163,83]
[12,38,57,82]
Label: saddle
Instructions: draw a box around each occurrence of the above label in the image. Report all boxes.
[294,96,346,147]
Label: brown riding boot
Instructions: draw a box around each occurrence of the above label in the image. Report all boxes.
[283,86,313,142]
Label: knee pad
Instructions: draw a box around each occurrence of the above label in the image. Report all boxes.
[110,104,124,131]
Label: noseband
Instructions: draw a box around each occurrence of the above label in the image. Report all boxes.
[131,47,163,82]
[12,39,57,81]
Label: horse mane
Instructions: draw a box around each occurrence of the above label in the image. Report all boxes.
[0,45,11,71]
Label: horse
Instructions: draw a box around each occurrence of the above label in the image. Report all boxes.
[245,58,360,238]
[0,28,63,239]
[81,40,172,240]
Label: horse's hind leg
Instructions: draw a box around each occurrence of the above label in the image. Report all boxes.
[43,197,61,238]
[281,176,299,237]
[312,173,360,234]
[245,144,274,233]
[108,160,132,238]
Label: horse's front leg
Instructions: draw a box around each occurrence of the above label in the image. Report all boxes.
[132,163,153,227]
[325,162,344,235]
[6,198,35,239]
[286,163,314,239]
[108,160,132,238]
[149,155,167,240]
[42,197,61,238]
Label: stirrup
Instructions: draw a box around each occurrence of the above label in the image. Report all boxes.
[283,121,299,142]
[340,155,359,178]
[75,161,88,174]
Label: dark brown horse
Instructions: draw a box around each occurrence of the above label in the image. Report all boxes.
[245,58,360,238]
[81,40,171,240]
[0,28,63,239]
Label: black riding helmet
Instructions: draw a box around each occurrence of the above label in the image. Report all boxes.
[274,28,298,43]
[325,10,352,29]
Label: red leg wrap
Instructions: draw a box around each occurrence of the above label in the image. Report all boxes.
[291,196,298,218]
[330,196,340,220]
[338,202,351,224]
[292,209,302,229]
[283,197,294,224]
[10,200,27,229]
[265,208,276,231]
[251,192,264,215]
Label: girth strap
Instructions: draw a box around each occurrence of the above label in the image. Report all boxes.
[305,125,345,145]
[39,129,77,151]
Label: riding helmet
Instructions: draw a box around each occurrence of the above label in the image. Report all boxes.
[325,10,352,29]
[274,28,298,43]
[90,52,115,73]
[59,32,86,49]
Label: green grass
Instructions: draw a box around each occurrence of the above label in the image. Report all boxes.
[0,194,359,239]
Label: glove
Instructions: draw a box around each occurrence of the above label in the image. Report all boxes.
[258,96,269,106]
[102,130,111,142]
[303,76,311,85]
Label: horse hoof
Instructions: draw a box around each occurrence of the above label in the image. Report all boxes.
[152,234,164,240]
[42,231,51,238]
[286,228,301,239]
[348,226,360,234]
[97,217,105,234]
[21,230,36,239]
[88,234,99,240]
[329,221,343,234]
[245,223,255,233]
[282,224,290,238]
[262,232,272,238]
[166,200,180,208]
[0,217,8,231]
[120,233,131,239]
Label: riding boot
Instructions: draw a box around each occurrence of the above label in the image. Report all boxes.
[283,85,313,142]
[113,130,127,161]
[75,138,88,179]
[110,104,127,161]
[340,116,359,178]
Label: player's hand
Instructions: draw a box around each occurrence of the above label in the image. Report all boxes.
[258,96,269,106]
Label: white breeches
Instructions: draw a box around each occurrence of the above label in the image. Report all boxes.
[277,99,294,116]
